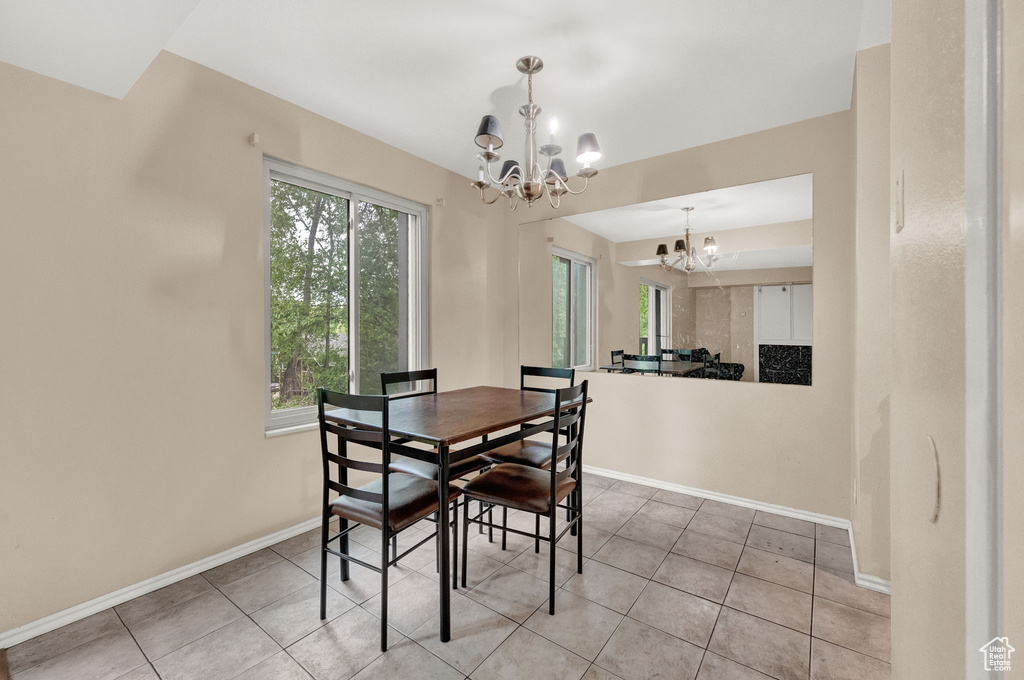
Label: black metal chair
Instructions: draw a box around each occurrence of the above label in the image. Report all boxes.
[607,349,625,372]
[481,366,576,549]
[316,388,462,652]
[481,366,576,469]
[380,369,491,558]
[382,369,490,481]
[622,354,662,375]
[460,381,589,615]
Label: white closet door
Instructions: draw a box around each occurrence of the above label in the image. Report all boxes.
[758,285,792,342]
[792,284,813,343]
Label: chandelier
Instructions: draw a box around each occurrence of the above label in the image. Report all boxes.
[470,56,602,210]
[657,207,719,273]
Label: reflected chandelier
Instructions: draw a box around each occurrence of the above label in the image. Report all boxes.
[657,207,719,273]
[470,56,602,210]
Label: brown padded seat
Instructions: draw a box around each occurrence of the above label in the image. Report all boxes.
[460,463,576,515]
[331,473,462,533]
[481,439,561,469]
[388,454,489,480]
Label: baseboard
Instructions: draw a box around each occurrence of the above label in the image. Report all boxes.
[0,516,321,650]
[582,464,891,595]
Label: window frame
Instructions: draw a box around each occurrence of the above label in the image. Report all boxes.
[263,157,430,433]
[639,278,672,355]
[551,246,595,372]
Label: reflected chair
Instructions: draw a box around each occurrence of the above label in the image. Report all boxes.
[622,353,662,375]
[460,381,589,615]
[607,349,625,372]
[316,388,461,652]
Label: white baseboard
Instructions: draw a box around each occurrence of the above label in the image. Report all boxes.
[582,464,891,595]
[0,516,322,650]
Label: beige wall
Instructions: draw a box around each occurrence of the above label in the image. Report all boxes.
[852,44,892,580]
[890,0,966,676]
[730,287,755,382]
[504,110,857,523]
[0,52,505,633]
[695,288,733,360]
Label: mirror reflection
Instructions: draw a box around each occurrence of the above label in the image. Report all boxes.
[519,173,814,385]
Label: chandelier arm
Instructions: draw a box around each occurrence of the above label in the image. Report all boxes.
[476,185,505,205]
[553,174,590,196]
[546,187,562,210]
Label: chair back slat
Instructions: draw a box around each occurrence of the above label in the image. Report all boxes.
[327,479,384,504]
[322,420,385,442]
[382,368,438,400]
[610,350,625,366]
[521,365,576,393]
[326,451,383,474]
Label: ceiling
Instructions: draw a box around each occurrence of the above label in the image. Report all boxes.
[1,1,890,177]
[563,174,813,242]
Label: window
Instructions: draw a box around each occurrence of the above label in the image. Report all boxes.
[639,280,670,355]
[551,248,594,370]
[264,158,428,431]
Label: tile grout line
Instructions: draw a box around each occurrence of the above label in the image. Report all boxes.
[109,607,151,679]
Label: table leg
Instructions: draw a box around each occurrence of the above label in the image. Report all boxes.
[437,444,451,642]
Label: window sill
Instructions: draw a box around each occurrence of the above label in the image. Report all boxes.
[265,421,318,438]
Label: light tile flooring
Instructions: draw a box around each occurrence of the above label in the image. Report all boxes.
[6,473,890,680]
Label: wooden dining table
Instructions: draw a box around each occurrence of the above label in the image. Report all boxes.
[323,385,582,643]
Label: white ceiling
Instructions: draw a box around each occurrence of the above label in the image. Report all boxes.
[562,173,813,242]
[0,0,202,99]
[1,1,890,176]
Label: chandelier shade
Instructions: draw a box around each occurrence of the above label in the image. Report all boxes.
[547,158,568,183]
[674,239,687,252]
[475,115,504,150]
[499,160,521,183]
[656,243,669,257]
[576,133,602,164]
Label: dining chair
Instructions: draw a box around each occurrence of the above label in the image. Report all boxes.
[381,369,491,481]
[481,365,577,550]
[609,349,625,372]
[622,353,662,375]
[381,369,495,548]
[316,388,462,652]
[460,381,588,615]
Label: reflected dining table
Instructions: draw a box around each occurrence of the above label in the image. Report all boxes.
[323,385,586,642]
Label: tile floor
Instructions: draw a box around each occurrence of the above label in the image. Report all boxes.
[5,473,891,680]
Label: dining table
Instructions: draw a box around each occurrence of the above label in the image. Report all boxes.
[322,384,585,643]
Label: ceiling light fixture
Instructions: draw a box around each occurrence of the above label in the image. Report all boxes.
[657,207,719,273]
[470,56,601,210]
